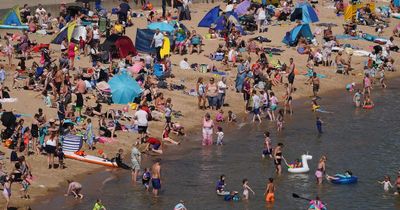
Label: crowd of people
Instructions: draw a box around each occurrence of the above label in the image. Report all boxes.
[0,0,399,209]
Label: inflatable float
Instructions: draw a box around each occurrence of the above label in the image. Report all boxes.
[330,176,358,184]
[391,13,400,19]
[363,105,374,109]
[287,154,312,173]
[217,191,230,196]
[64,151,118,167]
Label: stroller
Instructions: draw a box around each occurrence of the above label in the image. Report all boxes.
[95,81,113,105]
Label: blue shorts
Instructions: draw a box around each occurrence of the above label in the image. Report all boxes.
[152,144,161,150]
[152,178,161,190]
[253,108,260,115]
[263,148,272,155]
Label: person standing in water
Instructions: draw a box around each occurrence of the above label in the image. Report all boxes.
[307,72,320,98]
[262,131,273,158]
[315,156,327,185]
[353,89,362,107]
[131,142,141,185]
[252,90,262,123]
[362,73,372,95]
[378,175,393,192]
[395,170,400,195]
[274,143,284,175]
[316,117,323,134]
[242,179,255,200]
[151,159,162,196]
[264,178,275,202]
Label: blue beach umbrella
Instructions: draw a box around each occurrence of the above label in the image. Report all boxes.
[147,22,175,33]
[108,72,143,104]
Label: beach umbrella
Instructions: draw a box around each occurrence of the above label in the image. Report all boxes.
[108,72,143,104]
[1,112,16,128]
[147,22,175,33]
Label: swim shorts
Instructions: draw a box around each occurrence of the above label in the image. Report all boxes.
[152,178,161,190]
[271,104,278,111]
[266,192,275,202]
[263,148,272,156]
[138,126,148,134]
[253,107,260,115]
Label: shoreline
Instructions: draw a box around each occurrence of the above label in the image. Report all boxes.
[0,0,399,209]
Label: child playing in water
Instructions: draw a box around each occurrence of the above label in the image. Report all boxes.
[216,110,224,122]
[379,67,387,88]
[142,168,151,191]
[363,95,374,108]
[316,117,323,134]
[262,131,273,158]
[289,159,303,168]
[378,176,393,192]
[264,178,275,202]
[353,89,362,107]
[276,109,284,132]
[227,110,237,122]
[216,126,224,145]
[242,179,255,200]
[20,175,30,199]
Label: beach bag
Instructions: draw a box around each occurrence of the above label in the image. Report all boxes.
[214,52,225,61]
[199,64,208,73]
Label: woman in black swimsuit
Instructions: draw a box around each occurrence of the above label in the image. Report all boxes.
[274,143,284,175]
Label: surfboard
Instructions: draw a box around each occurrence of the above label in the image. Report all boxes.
[64,151,118,167]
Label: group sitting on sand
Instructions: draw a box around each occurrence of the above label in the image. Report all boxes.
[0,0,399,209]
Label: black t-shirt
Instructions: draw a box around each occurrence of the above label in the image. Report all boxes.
[119,3,130,14]
[174,0,183,7]
[76,93,84,107]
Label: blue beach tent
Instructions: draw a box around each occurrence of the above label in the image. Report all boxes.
[282,24,313,46]
[198,6,220,27]
[0,6,28,30]
[290,2,319,24]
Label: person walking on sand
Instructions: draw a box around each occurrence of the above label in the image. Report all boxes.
[2,175,12,210]
[131,142,141,185]
[151,159,162,196]
[252,90,262,123]
[315,156,327,185]
[264,178,275,202]
[242,179,255,200]
[64,180,83,199]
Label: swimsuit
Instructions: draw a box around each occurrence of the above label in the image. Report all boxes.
[266,192,275,202]
[151,178,161,190]
[315,168,324,178]
[274,152,282,165]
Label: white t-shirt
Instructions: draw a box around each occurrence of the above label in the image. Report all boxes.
[228,49,237,62]
[217,81,227,94]
[257,8,266,20]
[153,33,164,48]
[253,94,261,109]
[134,110,148,127]
[216,131,224,141]
[93,29,100,40]
[179,60,190,70]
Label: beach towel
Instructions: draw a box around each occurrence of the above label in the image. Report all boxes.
[304,70,326,78]
[0,98,17,103]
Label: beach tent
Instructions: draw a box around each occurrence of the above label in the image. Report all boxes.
[101,34,137,58]
[214,13,245,34]
[344,2,375,21]
[62,134,83,152]
[147,22,175,33]
[282,24,313,46]
[135,29,174,53]
[198,6,220,27]
[0,6,28,30]
[109,72,143,104]
[235,0,251,16]
[290,2,319,24]
[52,21,87,44]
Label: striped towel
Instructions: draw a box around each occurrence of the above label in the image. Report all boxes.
[62,134,83,152]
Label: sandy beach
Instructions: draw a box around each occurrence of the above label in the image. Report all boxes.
[0,0,399,209]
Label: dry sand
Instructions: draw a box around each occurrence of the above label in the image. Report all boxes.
[0,1,399,208]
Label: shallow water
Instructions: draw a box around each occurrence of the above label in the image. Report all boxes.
[33,79,400,210]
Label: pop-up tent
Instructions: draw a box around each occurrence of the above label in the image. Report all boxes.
[198,6,220,27]
[101,34,137,58]
[235,0,251,16]
[290,2,319,24]
[52,21,87,44]
[282,24,313,46]
[214,13,246,34]
[109,72,143,104]
[135,29,174,53]
[0,6,28,29]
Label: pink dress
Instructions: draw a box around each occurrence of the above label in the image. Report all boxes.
[68,43,76,59]
[202,118,214,146]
